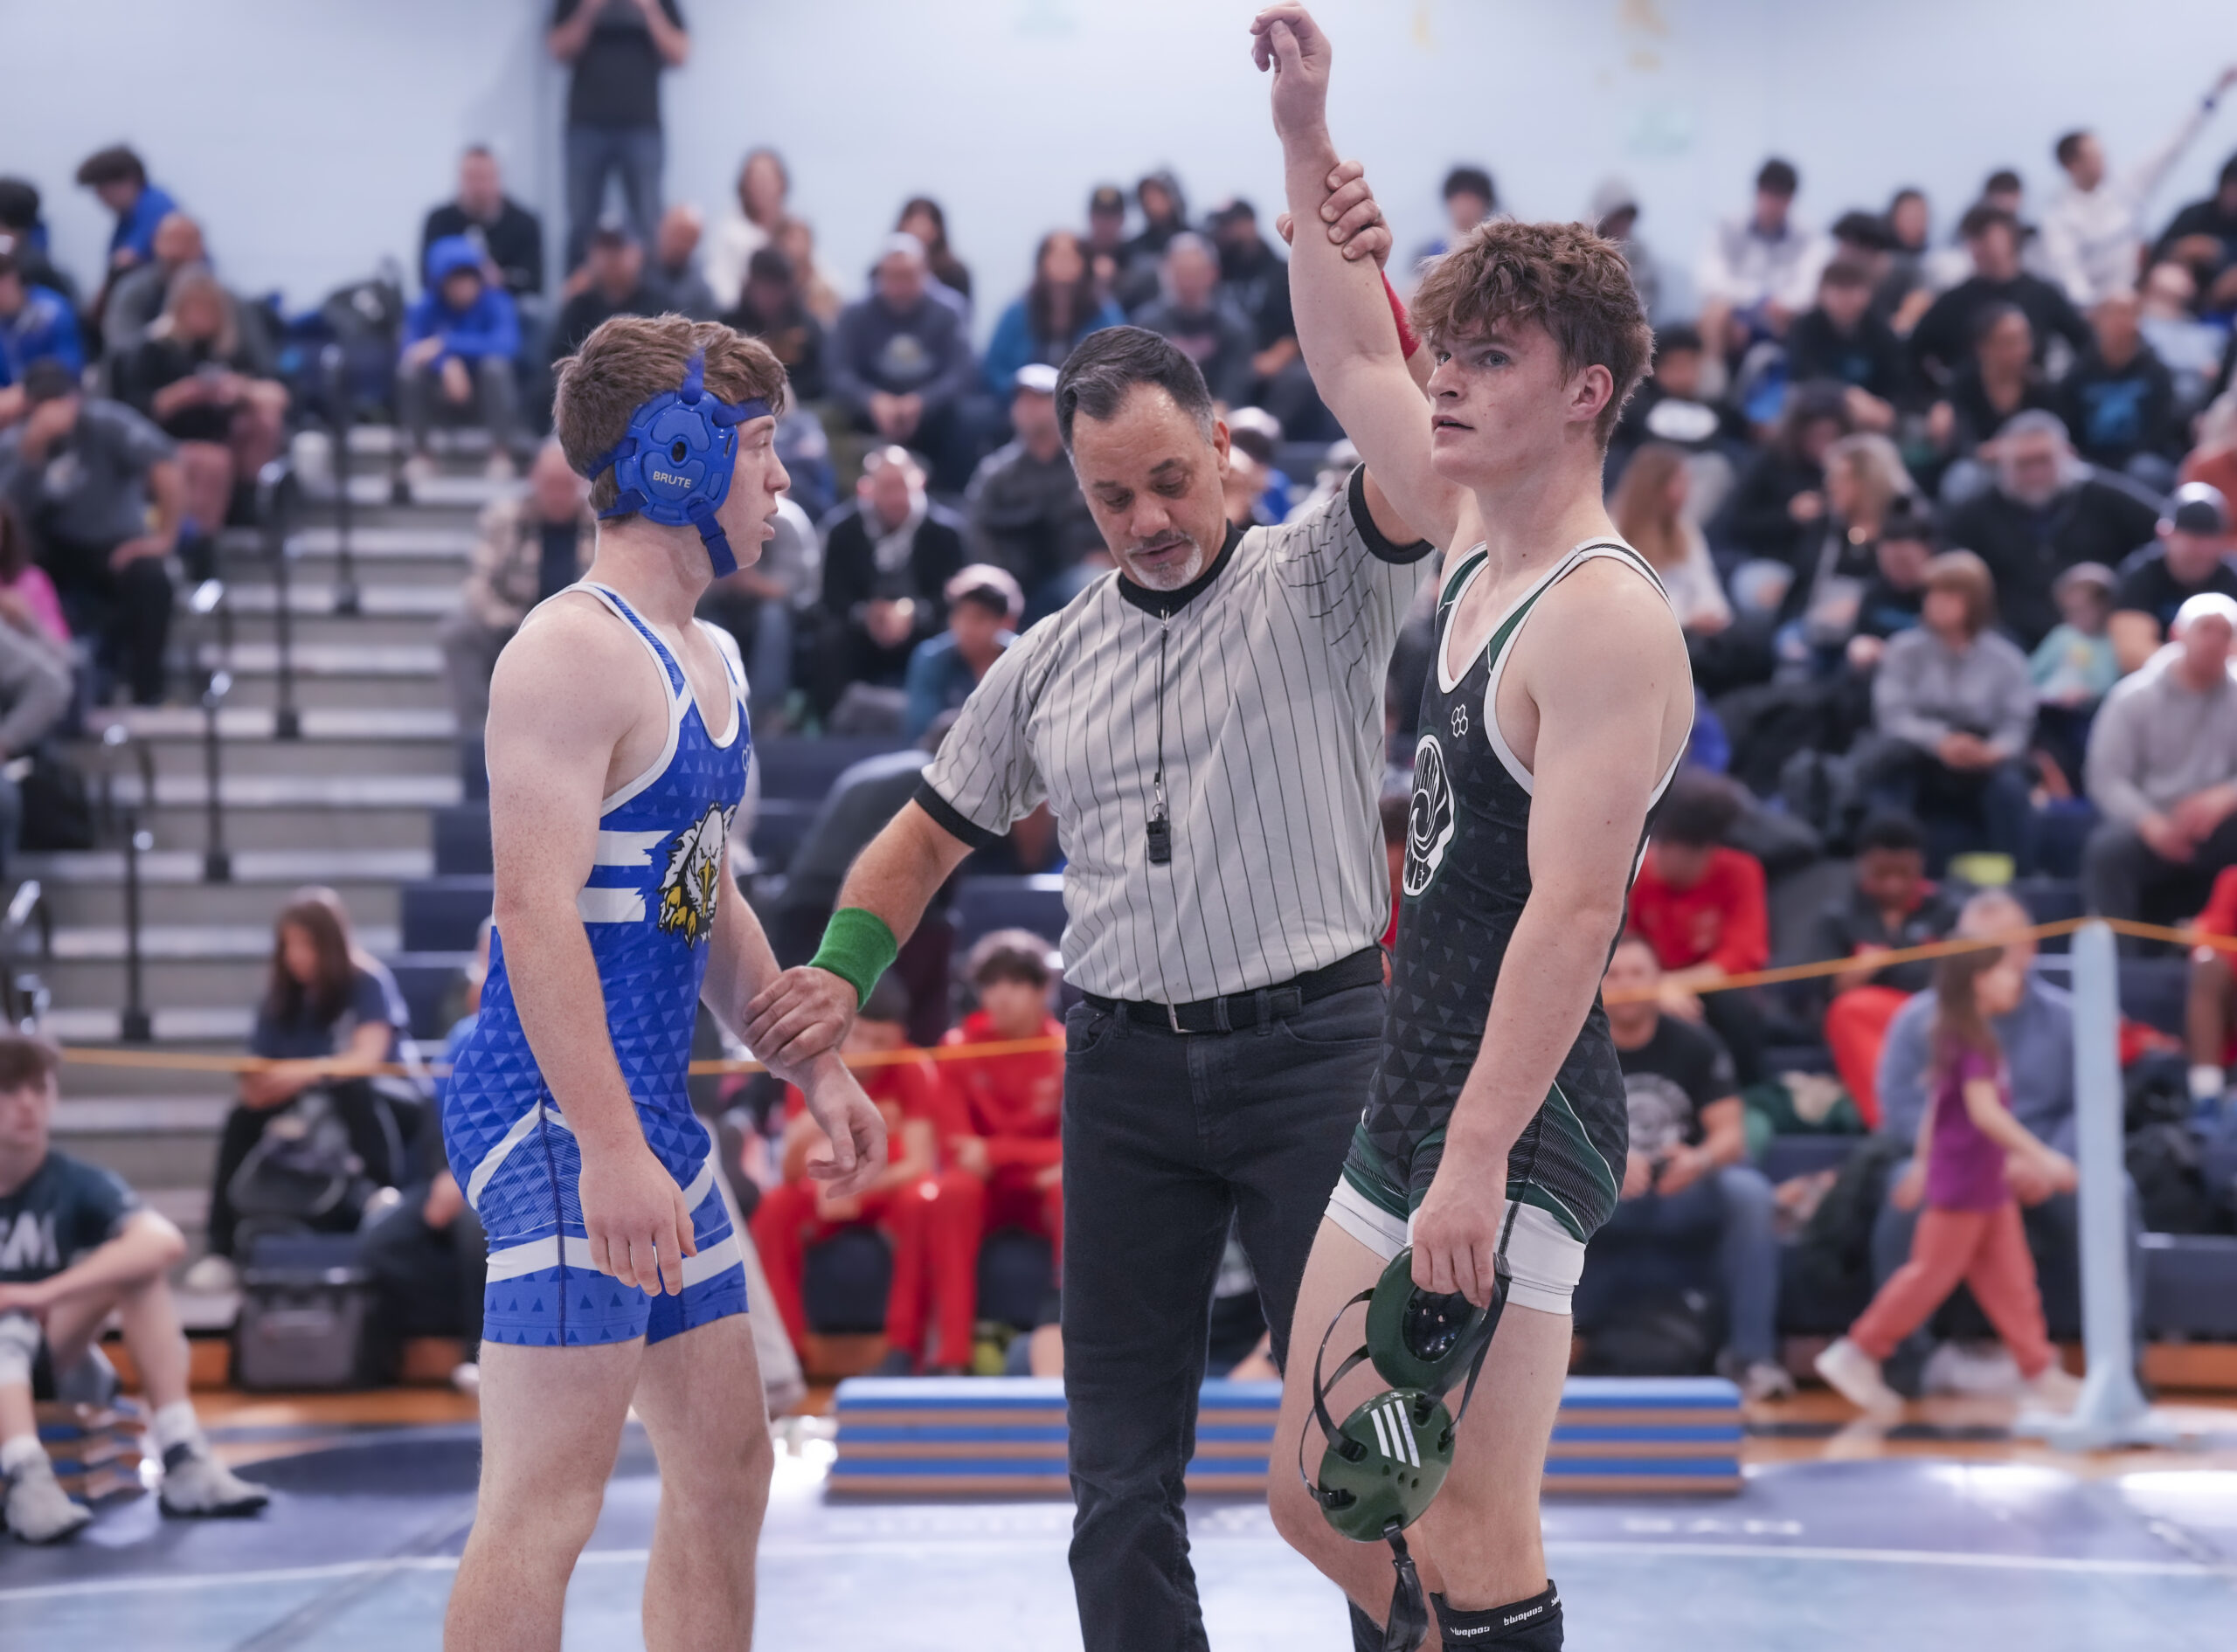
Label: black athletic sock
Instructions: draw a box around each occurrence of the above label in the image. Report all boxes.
[1430,1580,1562,1646]
[1350,1596,1427,1652]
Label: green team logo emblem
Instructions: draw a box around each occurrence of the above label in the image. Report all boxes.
[1403,733,1456,899]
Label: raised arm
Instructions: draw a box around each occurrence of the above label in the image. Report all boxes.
[1410,566,1691,1303]
[1254,6,1466,549]
[485,599,697,1298]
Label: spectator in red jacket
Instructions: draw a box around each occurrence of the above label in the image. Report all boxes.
[2184,864,2237,1115]
[749,980,957,1374]
[928,930,1065,1355]
[1628,772,1771,1083]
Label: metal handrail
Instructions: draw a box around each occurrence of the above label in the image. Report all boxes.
[93,722,156,1043]
[0,881,52,1034]
[200,668,233,883]
[320,342,362,616]
[256,455,302,741]
[187,576,232,695]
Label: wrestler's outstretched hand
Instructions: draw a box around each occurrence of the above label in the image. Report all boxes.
[1251,5,1333,141]
[799,1056,890,1199]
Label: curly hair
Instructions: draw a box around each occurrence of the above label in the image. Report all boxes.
[1409,218,1653,446]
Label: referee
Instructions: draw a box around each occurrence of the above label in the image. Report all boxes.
[747,321,1432,1650]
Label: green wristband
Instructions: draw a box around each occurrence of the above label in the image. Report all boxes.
[809,907,900,1007]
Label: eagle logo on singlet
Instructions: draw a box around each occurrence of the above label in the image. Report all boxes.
[1403,733,1456,899]
[655,804,734,947]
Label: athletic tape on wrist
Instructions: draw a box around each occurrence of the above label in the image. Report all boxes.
[809,907,900,1007]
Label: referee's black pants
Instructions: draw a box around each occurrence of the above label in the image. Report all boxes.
[1061,981,1384,1652]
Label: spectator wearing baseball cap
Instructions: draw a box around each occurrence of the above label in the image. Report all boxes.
[2109,482,2237,673]
[903,563,1023,740]
[965,362,1101,613]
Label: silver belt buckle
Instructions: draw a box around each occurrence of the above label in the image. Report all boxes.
[1165,1000,1192,1035]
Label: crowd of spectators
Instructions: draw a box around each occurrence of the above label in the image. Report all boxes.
[8,25,2237,1420]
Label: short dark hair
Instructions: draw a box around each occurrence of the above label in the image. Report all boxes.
[1888,186,1926,211]
[1881,499,1937,547]
[1831,211,1895,252]
[1970,299,2029,348]
[745,245,795,287]
[1856,812,1926,857]
[968,928,1055,990]
[1443,165,1496,206]
[1756,158,1799,197]
[1959,203,2018,243]
[0,1033,60,1096]
[0,176,38,233]
[1983,169,2024,197]
[461,142,495,161]
[1820,258,1876,293]
[2053,129,2092,169]
[1655,771,1743,848]
[860,974,911,1027]
[20,357,77,404]
[74,145,147,190]
[1653,321,1703,358]
[1053,324,1215,452]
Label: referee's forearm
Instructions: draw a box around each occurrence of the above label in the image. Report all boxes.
[832,800,974,952]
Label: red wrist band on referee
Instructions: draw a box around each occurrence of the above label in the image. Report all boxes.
[1383,272,1420,360]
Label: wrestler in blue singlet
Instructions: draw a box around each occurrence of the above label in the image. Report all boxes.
[442,582,751,1347]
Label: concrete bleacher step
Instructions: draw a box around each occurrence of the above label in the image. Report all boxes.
[100,772,452,851]
[197,583,463,648]
[18,847,429,928]
[218,522,477,588]
[828,1376,1744,1498]
[79,707,459,781]
[157,639,451,712]
[48,1096,231,1194]
[44,922,402,1007]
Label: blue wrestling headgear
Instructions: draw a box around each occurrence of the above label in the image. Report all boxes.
[582,349,773,577]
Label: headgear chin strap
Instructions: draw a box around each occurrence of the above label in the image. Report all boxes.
[1299,1247,1510,1652]
[583,349,772,577]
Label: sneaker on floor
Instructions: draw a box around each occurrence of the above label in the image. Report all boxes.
[871,1348,918,1378]
[2022,1364,2085,1413]
[1922,1339,2023,1399]
[178,1253,238,1295]
[1735,1359,1797,1402]
[5,1457,93,1545]
[158,1447,270,1518]
[450,1361,481,1397]
[1814,1337,1903,1418]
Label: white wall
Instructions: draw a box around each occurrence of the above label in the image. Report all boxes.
[9,0,2237,334]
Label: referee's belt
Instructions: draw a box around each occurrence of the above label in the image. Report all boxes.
[1079,946,1383,1035]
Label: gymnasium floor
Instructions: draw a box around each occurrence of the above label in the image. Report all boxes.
[3,1392,2235,1649]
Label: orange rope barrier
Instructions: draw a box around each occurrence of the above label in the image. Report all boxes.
[45,916,2233,1079]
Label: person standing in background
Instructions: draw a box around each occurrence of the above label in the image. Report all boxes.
[548,0,688,272]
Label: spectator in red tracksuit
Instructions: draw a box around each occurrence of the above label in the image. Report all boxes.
[1627,772,1772,1086]
[929,931,1065,1351]
[750,978,953,1374]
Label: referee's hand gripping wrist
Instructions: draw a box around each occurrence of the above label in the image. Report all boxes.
[743,964,862,1074]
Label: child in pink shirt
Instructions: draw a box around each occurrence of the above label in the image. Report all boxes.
[1814,943,2082,1415]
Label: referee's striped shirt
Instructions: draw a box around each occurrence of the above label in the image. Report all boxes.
[917,468,1435,1003]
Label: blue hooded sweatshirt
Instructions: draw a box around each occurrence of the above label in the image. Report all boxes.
[402,236,520,364]
[0,284,86,386]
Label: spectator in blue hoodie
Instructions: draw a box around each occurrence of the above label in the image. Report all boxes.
[73,147,178,280]
[399,237,522,482]
[830,233,981,492]
[904,564,1022,739]
[0,249,86,429]
[982,229,1125,399]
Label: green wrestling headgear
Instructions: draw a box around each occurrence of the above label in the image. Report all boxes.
[1299,1246,1510,1652]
